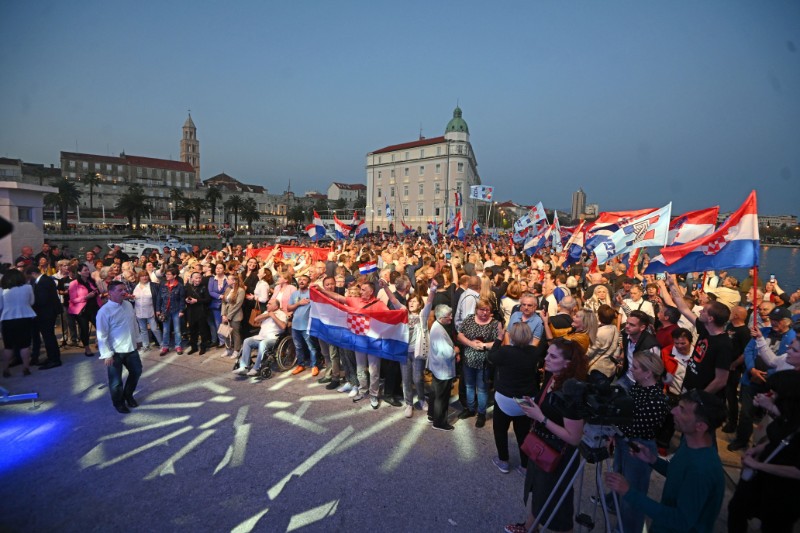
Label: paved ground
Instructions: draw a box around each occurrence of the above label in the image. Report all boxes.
[1,345,747,532]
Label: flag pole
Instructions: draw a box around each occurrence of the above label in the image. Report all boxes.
[752,266,759,329]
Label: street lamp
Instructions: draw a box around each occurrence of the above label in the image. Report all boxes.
[168,202,173,224]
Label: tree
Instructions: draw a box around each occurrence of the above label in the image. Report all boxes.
[313,197,329,216]
[185,197,208,231]
[84,172,101,212]
[176,200,193,230]
[353,196,366,210]
[44,177,82,232]
[224,194,244,230]
[288,205,305,227]
[205,185,222,225]
[333,197,347,210]
[169,187,185,207]
[115,184,151,230]
[241,197,261,232]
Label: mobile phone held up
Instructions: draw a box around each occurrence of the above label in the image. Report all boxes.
[628,441,641,453]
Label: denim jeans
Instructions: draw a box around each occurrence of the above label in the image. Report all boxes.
[106,350,143,407]
[237,336,277,370]
[735,384,759,444]
[339,347,359,386]
[462,365,488,414]
[613,437,657,533]
[208,308,224,346]
[355,350,381,398]
[401,351,426,406]
[161,311,182,349]
[291,328,318,368]
[137,315,162,347]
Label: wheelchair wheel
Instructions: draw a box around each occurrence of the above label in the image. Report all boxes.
[259,366,273,379]
[275,336,297,371]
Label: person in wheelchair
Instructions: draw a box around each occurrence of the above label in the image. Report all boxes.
[233,298,287,376]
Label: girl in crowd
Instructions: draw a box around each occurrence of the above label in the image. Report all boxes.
[221,272,245,358]
[132,270,162,350]
[1,269,37,377]
[69,263,102,357]
[506,338,588,533]
[488,322,542,475]
[457,297,504,428]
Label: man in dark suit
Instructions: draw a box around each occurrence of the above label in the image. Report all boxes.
[25,265,63,369]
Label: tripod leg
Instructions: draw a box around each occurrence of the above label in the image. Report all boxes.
[528,450,584,533]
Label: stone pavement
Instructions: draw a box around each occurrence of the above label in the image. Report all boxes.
[1,346,745,532]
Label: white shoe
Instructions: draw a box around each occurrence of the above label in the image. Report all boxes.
[231,350,240,359]
[404,405,413,418]
[337,382,353,393]
[233,367,248,375]
[418,400,428,411]
[247,368,259,376]
[348,386,360,398]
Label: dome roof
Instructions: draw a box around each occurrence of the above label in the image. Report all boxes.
[445,106,469,134]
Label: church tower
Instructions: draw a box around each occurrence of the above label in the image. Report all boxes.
[180,113,200,182]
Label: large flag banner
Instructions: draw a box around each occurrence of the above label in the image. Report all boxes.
[427,220,438,245]
[643,206,720,274]
[584,208,657,257]
[514,213,533,233]
[309,287,409,363]
[469,185,494,201]
[333,214,352,240]
[354,219,369,239]
[401,220,415,236]
[657,191,759,272]
[358,261,378,275]
[454,192,463,207]
[305,210,326,242]
[247,246,329,263]
[529,202,548,226]
[512,226,531,244]
[594,203,672,264]
[471,220,483,235]
[455,212,465,241]
[523,224,552,256]
[385,202,393,221]
[563,221,586,267]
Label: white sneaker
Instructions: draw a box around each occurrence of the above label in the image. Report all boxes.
[247,368,259,376]
[337,382,353,393]
[404,405,413,418]
[348,386,360,398]
[233,367,248,375]
[418,400,428,411]
[231,350,240,359]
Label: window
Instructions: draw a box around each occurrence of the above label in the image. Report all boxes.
[457,162,464,173]
[390,169,395,178]
[437,147,441,155]
[435,207,441,217]
[405,151,410,160]
[391,154,395,162]
[403,185,408,197]
[420,149,425,158]
[378,209,382,217]
[136,167,142,177]
[435,163,441,174]
[18,207,33,223]
[118,165,124,173]
[390,187,395,197]
[378,171,382,179]
[378,156,382,164]
[69,160,75,168]
[435,182,441,194]
[403,205,409,217]
[419,166,424,176]
[456,181,463,193]
[457,145,463,154]
[377,188,382,198]
[417,203,424,216]
[404,167,409,177]
[419,183,424,195]
[82,162,88,170]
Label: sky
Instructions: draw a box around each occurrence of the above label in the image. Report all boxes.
[1,1,798,216]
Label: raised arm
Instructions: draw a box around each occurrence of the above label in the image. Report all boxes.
[666,274,697,326]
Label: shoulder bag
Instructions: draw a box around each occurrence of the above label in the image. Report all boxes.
[521,376,564,473]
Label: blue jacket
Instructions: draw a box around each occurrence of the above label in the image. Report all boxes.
[741,326,797,387]
[158,280,186,316]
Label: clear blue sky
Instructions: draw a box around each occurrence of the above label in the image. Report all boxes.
[1,1,798,216]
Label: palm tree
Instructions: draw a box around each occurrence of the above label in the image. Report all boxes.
[288,205,305,229]
[44,177,82,232]
[84,172,101,213]
[205,186,222,225]
[224,194,244,230]
[241,197,261,232]
[169,187,185,207]
[185,197,208,231]
[115,184,151,230]
[176,200,193,230]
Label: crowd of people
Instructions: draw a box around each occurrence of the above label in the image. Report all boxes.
[3,235,800,532]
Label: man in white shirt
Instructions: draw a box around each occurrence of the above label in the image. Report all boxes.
[96,281,142,414]
[234,298,287,376]
[619,283,656,324]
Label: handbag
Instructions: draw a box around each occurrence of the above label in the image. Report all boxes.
[248,302,264,328]
[521,377,564,473]
[217,322,233,339]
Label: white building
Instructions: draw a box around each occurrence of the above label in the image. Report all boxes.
[365,107,482,233]
[327,182,366,203]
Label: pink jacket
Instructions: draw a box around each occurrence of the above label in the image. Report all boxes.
[68,278,102,315]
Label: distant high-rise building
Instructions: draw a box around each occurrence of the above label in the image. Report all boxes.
[571,188,586,220]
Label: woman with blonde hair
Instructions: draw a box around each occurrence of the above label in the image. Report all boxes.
[565,308,598,353]
[221,272,246,358]
[502,279,523,323]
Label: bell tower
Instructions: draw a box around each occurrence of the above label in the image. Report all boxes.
[180,112,200,183]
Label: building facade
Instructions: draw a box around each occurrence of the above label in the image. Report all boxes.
[571,188,586,221]
[365,107,481,232]
[180,113,200,180]
[327,182,366,203]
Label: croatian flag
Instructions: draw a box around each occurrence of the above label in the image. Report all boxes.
[583,208,656,257]
[385,202,392,221]
[512,226,530,244]
[309,287,409,362]
[594,203,672,264]
[446,212,457,237]
[643,206,720,275]
[471,220,483,235]
[514,213,533,232]
[305,210,326,242]
[523,224,552,256]
[359,261,378,275]
[427,221,438,245]
[455,212,465,241]
[529,202,548,226]
[401,220,415,236]
[333,214,352,240]
[658,191,759,272]
[349,211,360,230]
[454,192,463,207]
[354,219,369,239]
[563,221,586,267]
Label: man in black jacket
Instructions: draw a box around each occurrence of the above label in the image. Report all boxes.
[184,272,211,355]
[25,265,62,368]
[618,310,661,390]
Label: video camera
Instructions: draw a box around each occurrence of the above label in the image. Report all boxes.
[551,371,634,427]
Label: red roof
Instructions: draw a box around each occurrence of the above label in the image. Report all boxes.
[372,136,446,155]
[60,151,194,173]
[332,182,366,190]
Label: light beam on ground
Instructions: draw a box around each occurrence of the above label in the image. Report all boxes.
[381,418,426,473]
[144,429,215,480]
[286,500,339,532]
[331,410,405,455]
[95,426,193,469]
[99,416,190,441]
[145,380,230,402]
[199,414,230,428]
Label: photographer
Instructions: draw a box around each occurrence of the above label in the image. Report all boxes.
[504,337,588,533]
[605,390,726,533]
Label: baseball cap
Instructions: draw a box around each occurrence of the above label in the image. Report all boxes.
[769,307,792,322]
